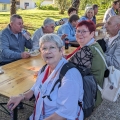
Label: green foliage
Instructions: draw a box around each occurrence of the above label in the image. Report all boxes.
[39,5,58,10]
[55,0,71,14]
[33,0,44,9]
[0,9,105,34]
[80,0,113,10]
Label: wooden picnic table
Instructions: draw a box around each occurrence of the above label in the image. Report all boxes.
[0,47,76,98]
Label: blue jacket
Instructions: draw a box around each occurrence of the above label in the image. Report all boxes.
[79,16,96,24]
[0,25,33,63]
[57,22,76,41]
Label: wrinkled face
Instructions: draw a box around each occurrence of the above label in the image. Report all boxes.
[69,10,77,16]
[10,18,23,33]
[45,23,55,33]
[94,7,98,15]
[105,17,118,37]
[76,25,94,47]
[86,10,94,19]
[40,41,63,67]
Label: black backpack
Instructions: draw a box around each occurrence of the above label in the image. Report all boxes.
[41,62,97,119]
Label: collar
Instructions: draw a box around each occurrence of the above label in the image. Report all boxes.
[68,22,74,29]
[7,25,14,35]
[86,38,95,46]
[7,24,21,35]
[108,33,119,46]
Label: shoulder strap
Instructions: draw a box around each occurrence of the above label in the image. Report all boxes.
[45,62,76,101]
[40,64,47,73]
[93,47,106,92]
[94,47,108,68]
[50,62,76,93]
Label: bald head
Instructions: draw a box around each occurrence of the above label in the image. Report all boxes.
[105,15,120,37]
[110,15,120,24]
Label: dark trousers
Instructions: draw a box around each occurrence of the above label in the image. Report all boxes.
[0,62,10,66]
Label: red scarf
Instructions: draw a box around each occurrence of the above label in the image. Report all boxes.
[33,66,50,120]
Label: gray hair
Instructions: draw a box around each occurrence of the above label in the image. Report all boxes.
[43,18,55,27]
[39,33,64,48]
[84,7,94,17]
[10,14,22,22]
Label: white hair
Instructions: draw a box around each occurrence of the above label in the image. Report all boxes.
[43,18,55,27]
[39,33,64,48]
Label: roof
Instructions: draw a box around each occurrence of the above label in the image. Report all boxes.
[0,0,10,4]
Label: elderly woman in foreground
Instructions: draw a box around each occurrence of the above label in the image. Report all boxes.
[68,20,106,107]
[7,34,84,120]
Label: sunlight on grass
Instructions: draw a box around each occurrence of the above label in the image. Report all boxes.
[0,9,105,35]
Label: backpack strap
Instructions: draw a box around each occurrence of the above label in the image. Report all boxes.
[40,64,47,73]
[42,62,76,100]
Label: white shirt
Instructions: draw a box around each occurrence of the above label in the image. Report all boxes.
[30,27,44,51]
[108,34,119,46]
[30,58,84,120]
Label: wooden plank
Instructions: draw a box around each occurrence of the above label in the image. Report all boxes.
[0,47,76,98]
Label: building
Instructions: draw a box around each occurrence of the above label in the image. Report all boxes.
[19,0,55,9]
[0,0,10,11]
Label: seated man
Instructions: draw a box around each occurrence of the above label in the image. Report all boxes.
[57,14,79,42]
[92,4,104,27]
[104,15,120,70]
[103,0,119,23]
[55,7,77,26]
[0,14,32,66]
[31,18,55,51]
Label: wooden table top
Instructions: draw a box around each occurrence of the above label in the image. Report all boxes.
[0,47,76,98]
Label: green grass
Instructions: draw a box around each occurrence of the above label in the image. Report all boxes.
[0,9,105,35]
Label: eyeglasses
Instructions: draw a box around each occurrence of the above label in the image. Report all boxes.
[76,30,90,35]
[40,46,58,53]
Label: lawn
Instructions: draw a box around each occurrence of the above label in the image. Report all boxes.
[0,9,105,35]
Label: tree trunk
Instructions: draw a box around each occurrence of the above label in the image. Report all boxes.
[71,0,80,13]
[10,0,16,16]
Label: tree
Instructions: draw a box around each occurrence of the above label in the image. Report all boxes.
[56,0,66,14]
[10,0,16,15]
[33,0,44,9]
[55,0,71,14]
[71,0,80,12]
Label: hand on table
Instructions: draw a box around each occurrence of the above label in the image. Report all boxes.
[21,52,30,59]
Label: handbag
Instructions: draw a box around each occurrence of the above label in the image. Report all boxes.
[94,47,120,102]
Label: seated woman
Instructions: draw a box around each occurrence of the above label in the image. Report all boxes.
[67,20,106,107]
[79,7,95,24]
[7,34,84,120]
[79,7,104,28]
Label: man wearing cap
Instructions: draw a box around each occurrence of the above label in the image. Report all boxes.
[31,18,55,51]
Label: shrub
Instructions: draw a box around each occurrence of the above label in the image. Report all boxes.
[39,5,58,10]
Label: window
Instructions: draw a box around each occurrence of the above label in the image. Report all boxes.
[24,2,29,6]
[2,4,7,10]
